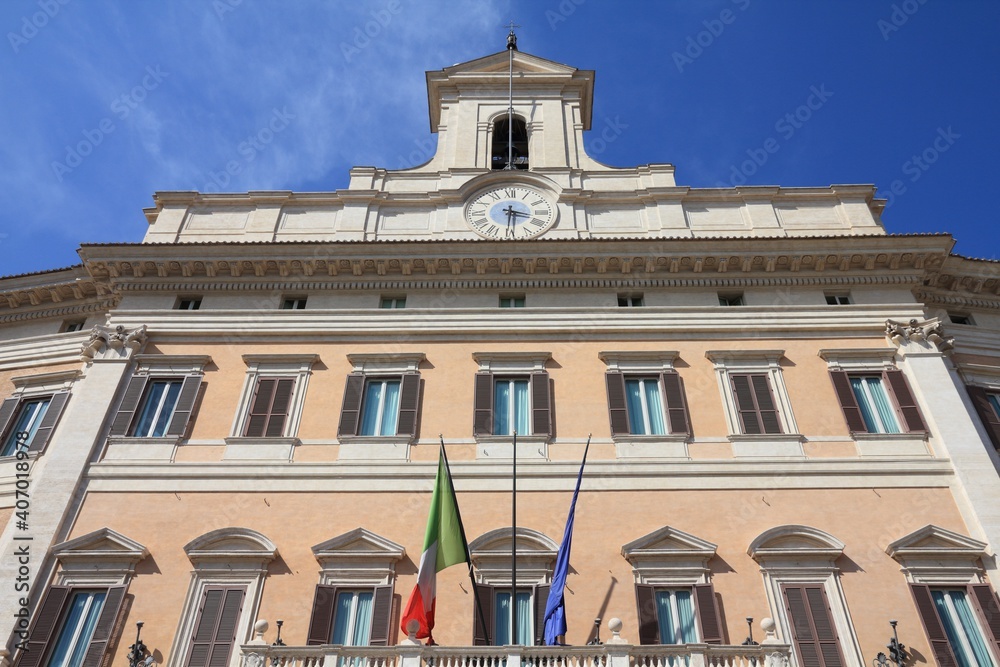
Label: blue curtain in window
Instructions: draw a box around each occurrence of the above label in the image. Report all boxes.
[655,590,697,645]
[379,381,400,435]
[513,381,529,436]
[494,380,529,436]
[626,380,646,434]
[851,377,900,434]
[494,591,532,645]
[361,381,400,436]
[645,381,667,435]
[48,591,106,667]
[867,378,900,434]
[332,591,374,646]
[932,590,993,667]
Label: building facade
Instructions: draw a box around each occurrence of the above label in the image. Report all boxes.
[2,46,1000,667]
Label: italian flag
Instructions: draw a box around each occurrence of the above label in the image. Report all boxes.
[400,446,470,642]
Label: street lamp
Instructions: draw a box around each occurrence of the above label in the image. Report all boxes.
[873,621,906,667]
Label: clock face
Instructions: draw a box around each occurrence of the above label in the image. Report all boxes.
[464,185,556,240]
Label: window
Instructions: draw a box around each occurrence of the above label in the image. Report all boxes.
[605,373,689,437]
[950,313,975,326]
[470,528,557,646]
[282,297,307,310]
[230,354,317,445]
[62,320,86,332]
[185,587,245,667]
[380,297,405,309]
[500,295,525,308]
[636,586,722,645]
[825,294,851,305]
[109,375,202,439]
[177,298,202,310]
[829,369,927,435]
[19,587,126,667]
[490,115,529,170]
[889,525,1000,667]
[967,386,1000,450]
[172,528,276,667]
[731,374,783,434]
[624,526,724,646]
[0,392,69,457]
[307,586,391,646]
[718,293,745,306]
[338,374,420,438]
[308,529,403,647]
[749,526,863,667]
[474,374,550,437]
[618,294,644,307]
[20,528,145,667]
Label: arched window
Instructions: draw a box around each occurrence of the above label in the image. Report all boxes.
[491,116,529,170]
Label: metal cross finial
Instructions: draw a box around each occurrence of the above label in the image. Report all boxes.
[505,20,520,50]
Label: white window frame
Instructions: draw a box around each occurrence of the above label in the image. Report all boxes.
[169,528,277,667]
[104,355,211,461]
[705,350,802,457]
[1,369,79,460]
[748,525,864,667]
[225,354,318,460]
[819,348,929,457]
[339,353,425,460]
[472,352,552,459]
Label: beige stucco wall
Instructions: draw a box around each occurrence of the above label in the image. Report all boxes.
[67,486,966,662]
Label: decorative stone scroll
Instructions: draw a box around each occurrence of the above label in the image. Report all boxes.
[885,318,954,355]
[81,324,148,360]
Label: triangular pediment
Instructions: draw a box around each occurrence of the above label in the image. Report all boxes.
[621,526,717,561]
[886,525,987,558]
[439,50,578,76]
[312,528,405,561]
[53,527,148,562]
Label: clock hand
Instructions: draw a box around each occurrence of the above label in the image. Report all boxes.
[504,205,516,237]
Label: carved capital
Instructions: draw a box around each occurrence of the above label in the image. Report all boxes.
[81,324,148,361]
[885,318,954,355]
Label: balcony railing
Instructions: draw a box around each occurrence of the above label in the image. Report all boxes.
[240,642,792,667]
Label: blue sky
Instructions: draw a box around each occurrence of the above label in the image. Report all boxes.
[1,1,997,277]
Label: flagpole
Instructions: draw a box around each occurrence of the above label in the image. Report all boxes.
[439,435,491,646]
[511,428,518,644]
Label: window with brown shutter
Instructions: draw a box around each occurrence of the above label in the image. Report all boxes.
[472,584,546,646]
[634,583,724,645]
[185,586,246,667]
[110,374,203,439]
[911,584,1000,667]
[829,370,927,435]
[16,585,127,667]
[731,374,783,434]
[966,386,1000,450]
[473,372,552,437]
[243,377,294,437]
[0,392,70,457]
[782,584,845,667]
[605,372,690,437]
[307,585,394,646]
[337,373,421,438]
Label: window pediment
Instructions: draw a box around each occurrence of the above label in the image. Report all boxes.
[621,526,717,585]
[312,528,405,585]
[886,524,988,584]
[470,527,557,585]
[52,527,149,581]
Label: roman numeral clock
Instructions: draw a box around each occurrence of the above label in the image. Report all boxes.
[464,185,557,239]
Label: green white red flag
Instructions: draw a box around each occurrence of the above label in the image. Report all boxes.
[399,446,470,642]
